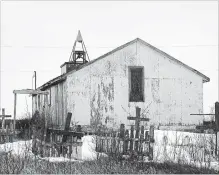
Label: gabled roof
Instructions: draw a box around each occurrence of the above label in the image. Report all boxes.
[38,38,210,90]
[137,38,210,83]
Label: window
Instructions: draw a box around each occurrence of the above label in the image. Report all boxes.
[129,67,144,102]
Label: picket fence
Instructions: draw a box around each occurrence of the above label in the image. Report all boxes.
[95,124,155,160]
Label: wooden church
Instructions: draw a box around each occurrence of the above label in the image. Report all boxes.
[32,31,210,129]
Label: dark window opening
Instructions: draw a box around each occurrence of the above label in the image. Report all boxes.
[129,67,144,102]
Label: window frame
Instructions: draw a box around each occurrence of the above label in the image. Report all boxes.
[128,66,145,102]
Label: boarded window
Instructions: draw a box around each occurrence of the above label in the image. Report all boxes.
[129,67,144,102]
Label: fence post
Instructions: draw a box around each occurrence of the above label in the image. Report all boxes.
[140,126,144,154]
[149,125,155,142]
[215,102,219,156]
[2,108,5,130]
[149,125,154,160]
[130,125,134,151]
[124,129,129,154]
[120,124,125,153]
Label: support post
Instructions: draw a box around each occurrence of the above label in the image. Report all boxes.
[2,108,5,130]
[44,94,48,143]
[13,93,17,137]
[215,102,219,156]
[34,71,36,90]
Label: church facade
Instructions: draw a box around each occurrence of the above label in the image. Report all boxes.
[33,32,210,129]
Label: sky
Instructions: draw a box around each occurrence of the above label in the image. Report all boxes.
[0,1,218,119]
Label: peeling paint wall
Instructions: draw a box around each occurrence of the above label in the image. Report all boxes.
[136,41,203,125]
[66,40,204,127]
[66,42,137,127]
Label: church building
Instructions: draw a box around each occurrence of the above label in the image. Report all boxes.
[32,31,210,129]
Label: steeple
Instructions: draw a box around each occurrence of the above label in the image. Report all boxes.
[60,30,90,75]
[69,30,90,63]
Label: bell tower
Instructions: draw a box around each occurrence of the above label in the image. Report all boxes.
[60,30,90,75]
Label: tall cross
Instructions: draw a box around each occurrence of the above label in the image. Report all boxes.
[0,108,11,129]
[127,107,149,130]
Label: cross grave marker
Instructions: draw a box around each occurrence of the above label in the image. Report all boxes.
[0,108,11,130]
[127,107,149,130]
[127,107,150,152]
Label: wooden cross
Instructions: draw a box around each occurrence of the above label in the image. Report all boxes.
[0,108,11,129]
[127,107,150,152]
[127,107,149,130]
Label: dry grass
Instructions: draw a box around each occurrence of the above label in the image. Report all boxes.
[0,154,217,174]
[0,138,218,174]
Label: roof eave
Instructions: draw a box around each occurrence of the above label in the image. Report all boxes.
[37,75,67,91]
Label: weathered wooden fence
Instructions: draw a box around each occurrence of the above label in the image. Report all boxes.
[32,112,84,159]
[96,124,155,160]
[0,127,13,144]
[0,108,13,144]
[33,127,84,159]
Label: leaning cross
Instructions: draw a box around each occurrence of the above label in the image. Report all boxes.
[0,108,11,129]
[127,107,150,152]
[127,107,149,130]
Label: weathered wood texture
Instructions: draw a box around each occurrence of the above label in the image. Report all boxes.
[34,126,84,159]
[33,113,84,159]
[95,124,155,160]
[0,126,13,144]
[0,109,13,144]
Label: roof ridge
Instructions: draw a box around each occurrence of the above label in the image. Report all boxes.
[38,37,210,90]
[137,38,210,82]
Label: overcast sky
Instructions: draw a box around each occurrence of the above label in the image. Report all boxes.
[0,1,218,119]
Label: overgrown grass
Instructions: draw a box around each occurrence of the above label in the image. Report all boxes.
[0,136,218,174]
[1,109,218,174]
[0,152,218,174]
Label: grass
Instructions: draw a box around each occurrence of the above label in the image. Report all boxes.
[1,132,218,174]
[0,154,217,174]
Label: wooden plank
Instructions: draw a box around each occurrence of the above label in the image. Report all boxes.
[130,125,134,151]
[62,113,72,143]
[123,129,129,154]
[190,113,215,115]
[149,125,155,142]
[145,131,149,141]
[0,115,11,118]
[120,124,125,138]
[1,109,5,129]
[134,108,140,152]
[47,129,84,137]
[139,126,144,153]
[13,93,17,136]
[127,117,149,121]
[149,125,154,160]
[13,89,49,95]
[106,133,109,153]
[215,102,219,130]
[120,124,125,153]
